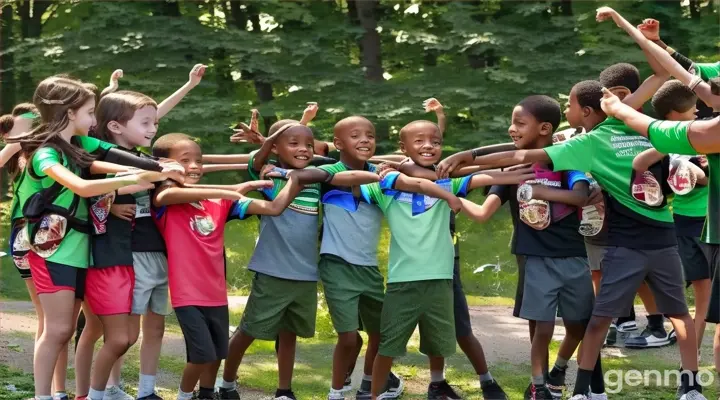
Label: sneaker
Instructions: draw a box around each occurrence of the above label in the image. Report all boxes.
[524,383,532,400]
[624,326,672,348]
[194,392,217,400]
[327,390,345,400]
[217,388,240,400]
[385,372,404,398]
[669,328,678,344]
[529,385,554,400]
[480,379,508,399]
[427,380,462,400]
[105,386,134,400]
[590,393,608,400]
[604,323,617,347]
[568,396,590,400]
[341,376,352,392]
[274,389,296,400]
[617,320,638,333]
[546,367,566,399]
[679,390,707,400]
[54,394,70,400]
[137,394,164,400]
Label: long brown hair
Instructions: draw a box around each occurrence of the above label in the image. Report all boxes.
[1,103,39,181]
[94,91,157,144]
[8,76,97,170]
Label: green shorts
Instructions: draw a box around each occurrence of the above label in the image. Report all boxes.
[240,273,317,340]
[319,254,384,334]
[378,279,455,358]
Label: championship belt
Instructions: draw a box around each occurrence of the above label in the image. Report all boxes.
[578,181,605,237]
[517,183,551,230]
[30,214,68,258]
[90,191,116,235]
[11,221,31,271]
[631,171,664,207]
[667,158,697,195]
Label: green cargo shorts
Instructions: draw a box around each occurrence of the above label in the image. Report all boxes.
[378,279,455,358]
[319,254,385,334]
[240,273,317,340]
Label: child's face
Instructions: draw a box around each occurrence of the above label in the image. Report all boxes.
[399,122,443,167]
[272,126,314,169]
[564,88,584,129]
[334,118,376,162]
[120,106,158,147]
[508,105,551,149]
[70,98,97,136]
[168,140,203,184]
[667,106,698,122]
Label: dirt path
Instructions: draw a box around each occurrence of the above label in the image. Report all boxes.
[1,299,703,397]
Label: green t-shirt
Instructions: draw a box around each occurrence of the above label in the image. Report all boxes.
[360,172,471,283]
[14,147,90,268]
[247,152,321,214]
[693,62,720,81]
[672,185,708,218]
[545,118,673,223]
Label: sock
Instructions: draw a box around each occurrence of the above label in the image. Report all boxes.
[479,372,493,383]
[554,356,568,369]
[362,374,372,382]
[176,389,193,400]
[590,356,605,394]
[54,392,68,398]
[35,396,53,400]
[220,379,237,390]
[328,387,344,397]
[87,389,104,400]
[647,314,664,330]
[681,370,701,393]
[532,375,545,385]
[198,387,214,399]
[573,368,593,396]
[430,370,445,383]
[138,374,157,397]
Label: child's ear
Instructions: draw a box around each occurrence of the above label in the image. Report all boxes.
[107,121,123,135]
[271,143,279,155]
[582,106,593,119]
[333,137,344,151]
[67,109,76,121]
[609,87,631,101]
[398,140,407,154]
[539,122,553,136]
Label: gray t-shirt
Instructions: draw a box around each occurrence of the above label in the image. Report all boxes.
[248,208,319,281]
[320,201,382,266]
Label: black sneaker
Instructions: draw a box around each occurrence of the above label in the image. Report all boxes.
[356,373,404,400]
[194,392,217,400]
[624,326,672,348]
[604,323,617,347]
[274,389,297,400]
[218,387,241,400]
[524,383,532,400]
[529,384,554,400]
[480,379,508,399]
[428,380,462,400]
[138,394,164,400]
[546,367,566,399]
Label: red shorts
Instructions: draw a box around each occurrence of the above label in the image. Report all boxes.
[28,251,86,299]
[85,266,135,316]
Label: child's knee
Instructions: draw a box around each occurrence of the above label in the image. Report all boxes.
[105,334,133,355]
[534,321,555,336]
[46,323,75,343]
[337,331,358,348]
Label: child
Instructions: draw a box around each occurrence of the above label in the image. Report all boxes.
[7,76,172,400]
[220,123,379,400]
[363,120,532,400]
[459,96,595,400]
[439,80,704,400]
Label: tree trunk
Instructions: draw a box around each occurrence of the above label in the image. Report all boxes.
[354,0,384,82]
[688,0,700,19]
[153,0,181,17]
[1,4,16,113]
[17,0,51,99]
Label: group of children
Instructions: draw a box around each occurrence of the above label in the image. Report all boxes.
[1,6,719,400]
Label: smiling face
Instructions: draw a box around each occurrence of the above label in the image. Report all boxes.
[333,117,376,162]
[508,105,551,150]
[120,105,158,147]
[272,125,315,169]
[399,121,442,167]
[69,98,97,136]
[167,139,203,184]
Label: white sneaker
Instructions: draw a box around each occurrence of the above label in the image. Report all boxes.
[103,386,133,400]
[590,393,608,400]
[616,320,638,333]
[679,390,707,400]
[569,395,590,400]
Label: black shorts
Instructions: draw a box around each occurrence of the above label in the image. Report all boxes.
[453,257,473,338]
[703,244,720,323]
[678,235,713,284]
[175,305,229,364]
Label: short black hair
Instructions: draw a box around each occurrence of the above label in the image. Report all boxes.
[152,133,197,158]
[269,119,300,136]
[399,120,440,142]
[651,80,697,119]
[573,80,604,111]
[517,95,562,132]
[599,63,641,92]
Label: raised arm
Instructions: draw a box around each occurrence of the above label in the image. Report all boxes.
[156,64,206,119]
[298,102,335,155]
[100,69,123,98]
[424,98,446,134]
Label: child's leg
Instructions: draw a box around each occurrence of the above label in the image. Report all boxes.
[174,306,225,398]
[452,259,490,377]
[53,343,69,395]
[714,325,720,375]
[89,314,140,398]
[332,332,359,389]
[35,291,80,397]
[197,360,222,399]
[223,331,256,382]
[26,279,44,343]
[692,279,711,346]
[637,281,659,314]
[371,355,394,399]
[107,356,126,388]
[531,321,555,383]
[74,303,104,397]
[180,362,207,394]
[277,330,297,390]
[138,311,166,397]
[365,332,380,376]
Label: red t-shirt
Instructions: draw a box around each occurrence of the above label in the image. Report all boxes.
[153,198,250,308]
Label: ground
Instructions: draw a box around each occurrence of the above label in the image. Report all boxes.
[1,298,717,400]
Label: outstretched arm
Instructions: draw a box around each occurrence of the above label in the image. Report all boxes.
[45,164,167,198]
[389,173,462,213]
[525,180,590,208]
[202,164,248,173]
[157,64,206,119]
[203,154,252,164]
[633,149,666,173]
[0,143,22,167]
[460,195,503,223]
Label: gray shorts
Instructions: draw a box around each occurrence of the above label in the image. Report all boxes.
[586,242,607,272]
[519,256,594,322]
[132,252,170,316]
[594,246,688,318]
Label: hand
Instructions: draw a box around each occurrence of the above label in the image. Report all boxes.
[447,195,463,214]
[436,152,472,179]
[137,170,171,183]
[596,6,617,23]
[638,18,660,41]
[259,164,288,179]
[376,163,397,179]
[600,87,623,117]
[188,64,206,87]
[301,102,319,124]
[110,203,136,222]
[230,122,266,145]
[161,166,185,184]
[109,69,123,89]
[159,160,185,174]
[586,186,604,206]
[423,98,444,112]
[249,109,259,133]
[234,180,274,195]
[696,155,708,168]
